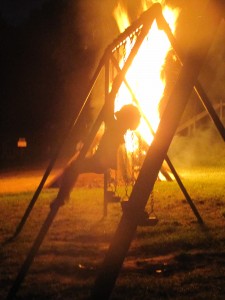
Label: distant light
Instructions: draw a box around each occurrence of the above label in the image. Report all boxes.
[17,137,27,148]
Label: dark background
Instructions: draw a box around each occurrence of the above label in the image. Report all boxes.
[0,0,224,167]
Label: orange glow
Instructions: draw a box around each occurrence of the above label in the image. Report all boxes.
[113,3,180,151]
[17,137,27,148]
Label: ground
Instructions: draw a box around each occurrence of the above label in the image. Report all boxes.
[0,165,225,299]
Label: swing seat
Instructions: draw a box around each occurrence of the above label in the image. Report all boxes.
[138,212,158,226]
[121,202,158,226]
[137,209,158,226]
[140,214,158,227]
[105,191,121,203]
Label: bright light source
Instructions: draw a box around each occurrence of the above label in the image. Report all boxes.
[17,137,27,148]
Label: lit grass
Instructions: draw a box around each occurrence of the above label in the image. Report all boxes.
[0,165,225,299]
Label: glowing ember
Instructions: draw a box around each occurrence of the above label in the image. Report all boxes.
[113,2,180,151]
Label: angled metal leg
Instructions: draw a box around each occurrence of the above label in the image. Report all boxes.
[6,108,105,299]
[6,199,62,300]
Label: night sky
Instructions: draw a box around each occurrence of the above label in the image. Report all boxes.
[0,0,97,159]
[0,0,122,166]
[0,0,49,25]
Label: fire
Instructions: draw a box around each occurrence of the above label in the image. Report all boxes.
[113,2,180,151]
[113,2,130,33]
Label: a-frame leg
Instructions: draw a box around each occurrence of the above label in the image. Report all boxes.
[6,108,105,300]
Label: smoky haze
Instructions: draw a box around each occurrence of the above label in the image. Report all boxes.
[170,17,225,170]
[169,125,225,169]
[76,1,119,62]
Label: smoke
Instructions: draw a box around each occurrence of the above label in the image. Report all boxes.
[167,8,225,170]
[75,0,168,55]
[76,0,119,58]
[50,1,119,127]
[168,125,225,169]
[202,20,225,102]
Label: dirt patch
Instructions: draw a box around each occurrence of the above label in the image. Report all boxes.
[0,168,104,194]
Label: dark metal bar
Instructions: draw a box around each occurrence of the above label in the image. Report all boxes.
[11,49,108,240]
[156,11,225,141]
[194,82,225,141]
[7,199,60,300]
[110,54,203,224]
[92,2,221,298]
[165,158,203,223]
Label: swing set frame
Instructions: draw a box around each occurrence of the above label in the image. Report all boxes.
[7,2,225,299]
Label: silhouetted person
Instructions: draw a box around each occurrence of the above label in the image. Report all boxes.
[53,104,141,206]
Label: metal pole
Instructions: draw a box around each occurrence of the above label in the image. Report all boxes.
[91,2,222,298]
[7,200,61,300]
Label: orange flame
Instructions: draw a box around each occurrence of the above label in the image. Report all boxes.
[113,2,130,33]
[113,2,180,151]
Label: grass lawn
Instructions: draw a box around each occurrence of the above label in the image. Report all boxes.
[0,163,225,299]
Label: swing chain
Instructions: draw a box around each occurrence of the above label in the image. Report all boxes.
[138,135,143,174]
[149,191,155,214]
[130,131,136,186]
[124,149,130,200]
[107,168,117,194]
